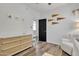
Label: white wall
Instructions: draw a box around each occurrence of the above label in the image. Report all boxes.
[40,4,79,45]
[1,3,79,45]
[0,3,40,37]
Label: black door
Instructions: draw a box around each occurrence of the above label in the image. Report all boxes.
[39,19,46,41]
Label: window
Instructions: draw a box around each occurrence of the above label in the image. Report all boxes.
[33,21,36,30]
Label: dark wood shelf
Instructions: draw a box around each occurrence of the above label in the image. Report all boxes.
[52,14,59,17]
[52,22,58,24]
[48,19,54,22]
[57,17,65,21]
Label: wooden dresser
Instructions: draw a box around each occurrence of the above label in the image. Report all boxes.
[0,35,32,56]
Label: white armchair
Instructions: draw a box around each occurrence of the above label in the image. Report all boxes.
[61,38,73,55]
[70,32,79,56]
[61,30,79,56]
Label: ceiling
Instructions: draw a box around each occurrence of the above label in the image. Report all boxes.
[0,3,68,13]
[26,3,68,13]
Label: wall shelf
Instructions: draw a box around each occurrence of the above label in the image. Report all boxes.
[48,13,65,25]
[52,21,59,24]
[48,19,54,22]
[52,14,59,17]
[57,17,65,21]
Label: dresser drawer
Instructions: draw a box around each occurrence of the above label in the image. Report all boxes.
[0,40,21,50]
[0,41,32,56]
[1,35,32,44]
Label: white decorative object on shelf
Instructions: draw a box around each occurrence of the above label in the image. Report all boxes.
[72,9,79,18]
[74,20,79,30]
